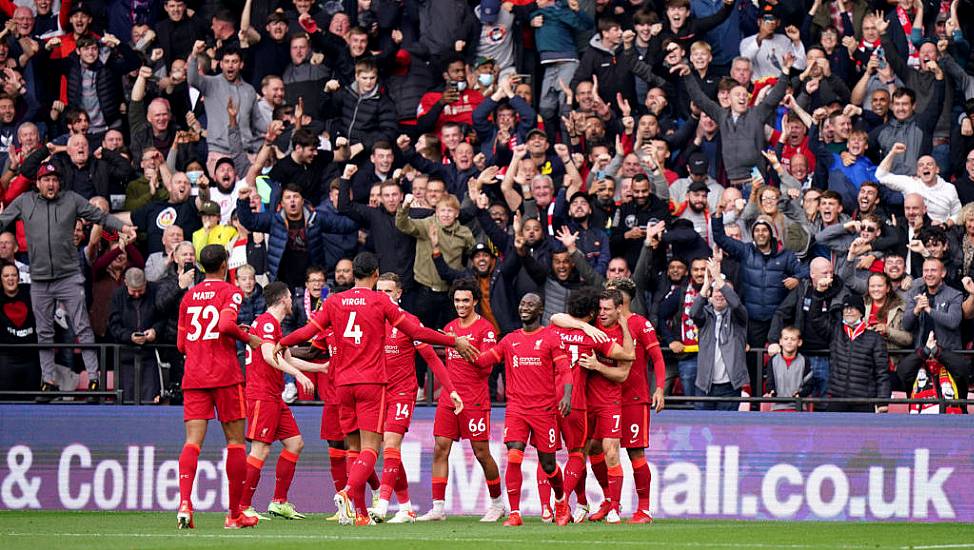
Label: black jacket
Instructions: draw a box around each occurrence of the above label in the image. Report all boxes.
[610,197,670,271]
[51,45,141,130]
[109,283,166,346]
[768,279,846,350]
[433,250,521,336]
[320,84,398,148]
[815,314,890,399]
[22,148,135,200]
[338,177,417,290]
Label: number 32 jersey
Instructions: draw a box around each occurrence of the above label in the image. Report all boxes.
[177,279,245,390]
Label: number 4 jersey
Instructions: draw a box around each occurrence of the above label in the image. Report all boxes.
[177,279,246,390]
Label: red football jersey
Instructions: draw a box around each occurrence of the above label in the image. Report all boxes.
[246,312,284,401]
[385,311,427,395]
[618,314,661,405]
[309,288,406,387]
[312,328,338,403]
[178,279,245,389]
[586,322,625,409]
[478,327,569,415]
[549,326,616,410]
[441,316,497,409]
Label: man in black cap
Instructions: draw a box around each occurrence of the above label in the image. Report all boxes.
[554,190,610,276]
[670,152,723,211]
[812,293,890,413]
[677,178,710,234]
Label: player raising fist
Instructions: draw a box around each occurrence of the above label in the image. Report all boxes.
[175,245,262,530]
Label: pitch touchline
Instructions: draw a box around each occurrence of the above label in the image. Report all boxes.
[1,532,888,548]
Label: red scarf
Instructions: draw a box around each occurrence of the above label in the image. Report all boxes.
[910,358,963,414]
[895,5,920,67]
[843,320,868,341]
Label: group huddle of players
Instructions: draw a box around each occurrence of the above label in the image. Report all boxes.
[173,245,665,529]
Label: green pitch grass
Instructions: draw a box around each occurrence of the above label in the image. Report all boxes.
[1,511,972,549]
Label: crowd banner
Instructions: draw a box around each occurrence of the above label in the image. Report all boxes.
[1,406,970,521]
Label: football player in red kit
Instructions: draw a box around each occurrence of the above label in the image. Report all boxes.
[577,289,634,523]
[371,273,464,523]
[239,282,326,521]
[175,245,262,530]
[606,278,665,524]
[276,253,479,526]
[474,293,573,526]
[548,288,635,522]
[418,278,504,523]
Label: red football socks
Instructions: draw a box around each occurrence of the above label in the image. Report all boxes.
[536,463,551,509]
[380,447,402,501]
[590,453,609,492]
[486,475,502,499]
[394,463,410,504]
[273,450,299,502]
[432,476,447,501]
[562,451,586,502]
[631,456,651,511]
[226,444,247,517]
[547,465,565,501]
[346,448,378,514]
[607,464,623,506]
[241,455,264,509]
[178,443,200,506]
[505,448,524,512]
[328,447,347,493]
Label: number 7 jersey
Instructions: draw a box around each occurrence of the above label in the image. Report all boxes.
[177,279,245,389]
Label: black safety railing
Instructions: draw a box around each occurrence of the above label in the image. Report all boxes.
[0,344,971,411]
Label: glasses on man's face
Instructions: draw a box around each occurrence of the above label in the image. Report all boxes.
[861,226,878,233]
[307,278,325,285]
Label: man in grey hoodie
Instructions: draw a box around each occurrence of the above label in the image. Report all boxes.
[0,164,136,397]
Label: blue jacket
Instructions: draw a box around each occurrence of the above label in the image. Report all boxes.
[316,200,360,272]
[236,198,348,280]
[712,215,808,323]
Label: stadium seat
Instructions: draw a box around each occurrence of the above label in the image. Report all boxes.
[888,391,908,414]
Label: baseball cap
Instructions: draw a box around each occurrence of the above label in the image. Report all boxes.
[199,201,221,216]
[568,191,589,205]
[526,128,547,141]
[688,153,709,176]
[471,242,495,257]
[474,56,496,69]
[688,180,710,193]
[214,157,234,172]
[36,163,60,179]
[70,3,93,16]
[480,0,501,25]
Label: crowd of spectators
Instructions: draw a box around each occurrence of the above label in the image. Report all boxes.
[0,0,971,411]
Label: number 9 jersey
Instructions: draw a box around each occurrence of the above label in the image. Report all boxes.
[177,279,246,389]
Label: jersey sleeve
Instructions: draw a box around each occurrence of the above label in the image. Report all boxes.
[175,295,188,353]
[393,306,456,347]
[216,287,251,344]
[638,319,666,389]
[473,339,505,370]
[280,308,330,347]
[417,343,456,394]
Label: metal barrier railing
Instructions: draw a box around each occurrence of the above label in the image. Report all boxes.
[0,343,970,410]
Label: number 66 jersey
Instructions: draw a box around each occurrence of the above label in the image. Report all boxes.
[177,279,246,389]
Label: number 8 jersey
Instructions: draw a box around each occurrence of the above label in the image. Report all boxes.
[177,279,245,389]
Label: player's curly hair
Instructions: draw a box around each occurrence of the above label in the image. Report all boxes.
[566,287,600,319]
[605,278,637,302]
[199,244,228,273]
[449,277,481,302]
[352,252,379,279]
